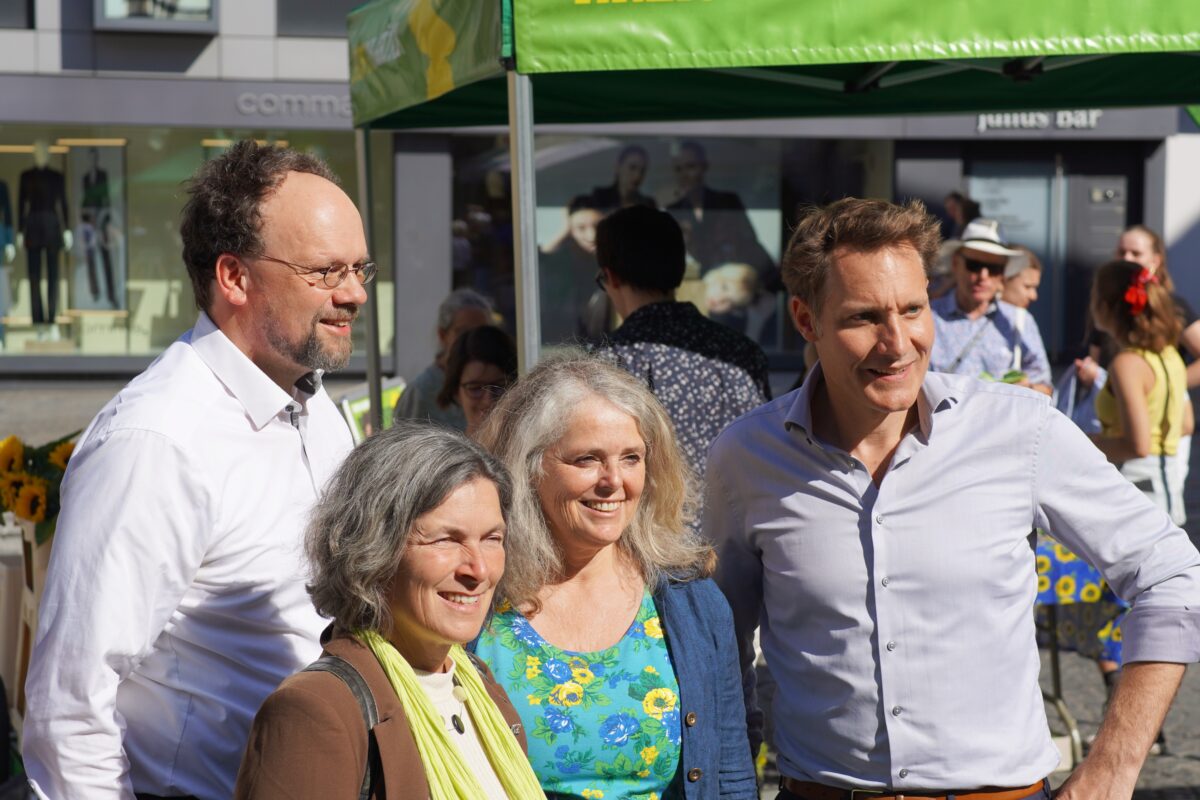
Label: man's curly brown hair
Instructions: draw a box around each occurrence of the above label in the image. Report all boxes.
[179,140,338,311]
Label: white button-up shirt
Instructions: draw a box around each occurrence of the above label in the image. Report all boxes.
[23,313,353,799]
[706,365,1200,791]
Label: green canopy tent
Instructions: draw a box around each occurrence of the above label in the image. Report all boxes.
[346,0,1200,429]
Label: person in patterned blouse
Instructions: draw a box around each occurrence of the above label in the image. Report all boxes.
[596,205,771,494]
[474,352,757,800]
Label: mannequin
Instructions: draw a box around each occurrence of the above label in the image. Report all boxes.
[82,147,117,308]
[17,140,72,327]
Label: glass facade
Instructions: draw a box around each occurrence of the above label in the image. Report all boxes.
[0,124,393,361]
[449,133,893,361]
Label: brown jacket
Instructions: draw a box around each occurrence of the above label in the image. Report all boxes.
[234,633,527,799]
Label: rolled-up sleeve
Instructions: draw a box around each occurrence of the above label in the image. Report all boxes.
[1033,408,1200,664]
[23,429,214,800]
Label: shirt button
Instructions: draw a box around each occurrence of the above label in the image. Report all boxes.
[875,514,884,524]
[687,768,703,782]
[685,712,697,727]
[899,768,910,778]
[881,577,890,587]
[892,705,903,716]
[886,641,897,651]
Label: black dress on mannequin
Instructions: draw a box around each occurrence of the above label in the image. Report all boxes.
[18,166,68,324]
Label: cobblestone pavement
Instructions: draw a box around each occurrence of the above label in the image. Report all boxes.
[4,380,1199,796]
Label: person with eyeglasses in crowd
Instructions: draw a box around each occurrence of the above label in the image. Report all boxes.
[437,326,517,439]
[929,218,1053,395]
[24,141,372,800]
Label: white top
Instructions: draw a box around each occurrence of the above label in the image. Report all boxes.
[23,313,354,800]
[414,664,508,800]
[707,365,1200,791]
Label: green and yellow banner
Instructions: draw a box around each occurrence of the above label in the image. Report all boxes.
[512,0,1199,73]
[348,0,504,127]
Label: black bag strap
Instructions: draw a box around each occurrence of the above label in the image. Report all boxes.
[303,655,380,800]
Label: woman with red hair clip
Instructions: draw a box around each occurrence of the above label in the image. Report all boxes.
[1090,258,1192,526]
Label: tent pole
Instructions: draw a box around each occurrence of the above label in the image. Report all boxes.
[506,70,541,375]
[355,125,384,435]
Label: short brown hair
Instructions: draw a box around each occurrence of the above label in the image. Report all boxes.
[180,140,338,312]
[1091,259,1181,352]
[782,198,942,313]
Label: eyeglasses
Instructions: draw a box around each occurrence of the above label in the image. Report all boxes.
[594,270,608,291]
[255,254,377,288]
[459,382,509,400]
[961,256,1003,276]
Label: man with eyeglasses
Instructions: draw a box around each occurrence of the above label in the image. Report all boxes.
[929,218,1052,395]
[24,141,369,800]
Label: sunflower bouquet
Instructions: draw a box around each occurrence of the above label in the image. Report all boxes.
[0,432,78,545]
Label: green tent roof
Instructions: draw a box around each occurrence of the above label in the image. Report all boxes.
[348,0,1200,128]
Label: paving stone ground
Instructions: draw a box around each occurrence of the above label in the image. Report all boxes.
[3,379,1199,796]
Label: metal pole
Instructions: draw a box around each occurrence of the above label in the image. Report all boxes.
[355,125,384,435]
[506,70,541,375]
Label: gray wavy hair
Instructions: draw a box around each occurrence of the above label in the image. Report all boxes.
[306,420,513,633]
[476,350,712,613]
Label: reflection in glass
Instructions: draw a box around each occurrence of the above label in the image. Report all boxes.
[102,0,213,22]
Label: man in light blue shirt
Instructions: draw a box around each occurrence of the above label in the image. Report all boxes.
[929,218,1052,395]
[707,198,1200,800]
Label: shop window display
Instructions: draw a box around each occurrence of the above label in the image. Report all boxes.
[0,126,394,363]
[452,135,787,352]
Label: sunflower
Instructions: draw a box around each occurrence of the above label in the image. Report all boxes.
[1,472,36,509]
[48,440,75,471]
[0,436,23,474]
[15,482,48,523]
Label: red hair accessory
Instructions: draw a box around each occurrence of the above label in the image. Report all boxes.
[1123,267,1158,316]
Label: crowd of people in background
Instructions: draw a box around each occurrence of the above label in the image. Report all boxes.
[17,142,1200,800]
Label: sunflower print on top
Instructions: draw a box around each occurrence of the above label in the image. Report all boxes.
[475,590,682,800]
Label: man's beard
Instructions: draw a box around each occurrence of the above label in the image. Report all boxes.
[266,306,357,375]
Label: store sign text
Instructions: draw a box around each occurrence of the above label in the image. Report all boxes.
[236,93,353,118]
[976,109,1103,133]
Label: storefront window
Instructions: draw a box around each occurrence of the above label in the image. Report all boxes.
[0,125,393,363]
[452,134,801,355]
[95,0,216,31]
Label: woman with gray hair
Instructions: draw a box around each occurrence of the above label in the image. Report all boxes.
[235,422,544,799]
[474,352,756,799]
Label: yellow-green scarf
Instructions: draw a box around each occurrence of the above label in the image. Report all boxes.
[357,630,545,800]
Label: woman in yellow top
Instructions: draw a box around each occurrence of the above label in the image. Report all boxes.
[1091,258,1192,526]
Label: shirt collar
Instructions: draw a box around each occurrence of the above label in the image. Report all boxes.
[189,312,315,430]
[784,361,958,445]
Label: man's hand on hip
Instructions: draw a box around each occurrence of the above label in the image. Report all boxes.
[1054,661,1185,799]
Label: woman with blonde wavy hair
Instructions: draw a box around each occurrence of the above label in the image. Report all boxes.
[473,351,756,800]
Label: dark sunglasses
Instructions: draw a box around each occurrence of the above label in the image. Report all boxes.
[962,256,1004,275]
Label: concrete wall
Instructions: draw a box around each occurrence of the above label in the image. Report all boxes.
[1158,135,1200,308]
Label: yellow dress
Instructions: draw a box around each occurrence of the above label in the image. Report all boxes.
[1095,346,1187,456]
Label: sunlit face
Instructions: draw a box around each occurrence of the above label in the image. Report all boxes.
[568,208,603,254]
[791,245,932,426]
[1116,229,1163,273]
[457,360,509,436]
[248,171,369,386]
[1002,267,1042,309]
[673,148,706,194]
[952,247,1006,312]
[537,395,646,556]
[616,152,647,196]
[386,477,506,672]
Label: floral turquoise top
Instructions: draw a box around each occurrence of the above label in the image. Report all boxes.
[475,590,682,800]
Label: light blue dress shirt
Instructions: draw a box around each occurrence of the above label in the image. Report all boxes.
[705,365,1200,791]
[930,293,1051,386]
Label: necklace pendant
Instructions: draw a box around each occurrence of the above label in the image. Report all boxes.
[451,713,465,734]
